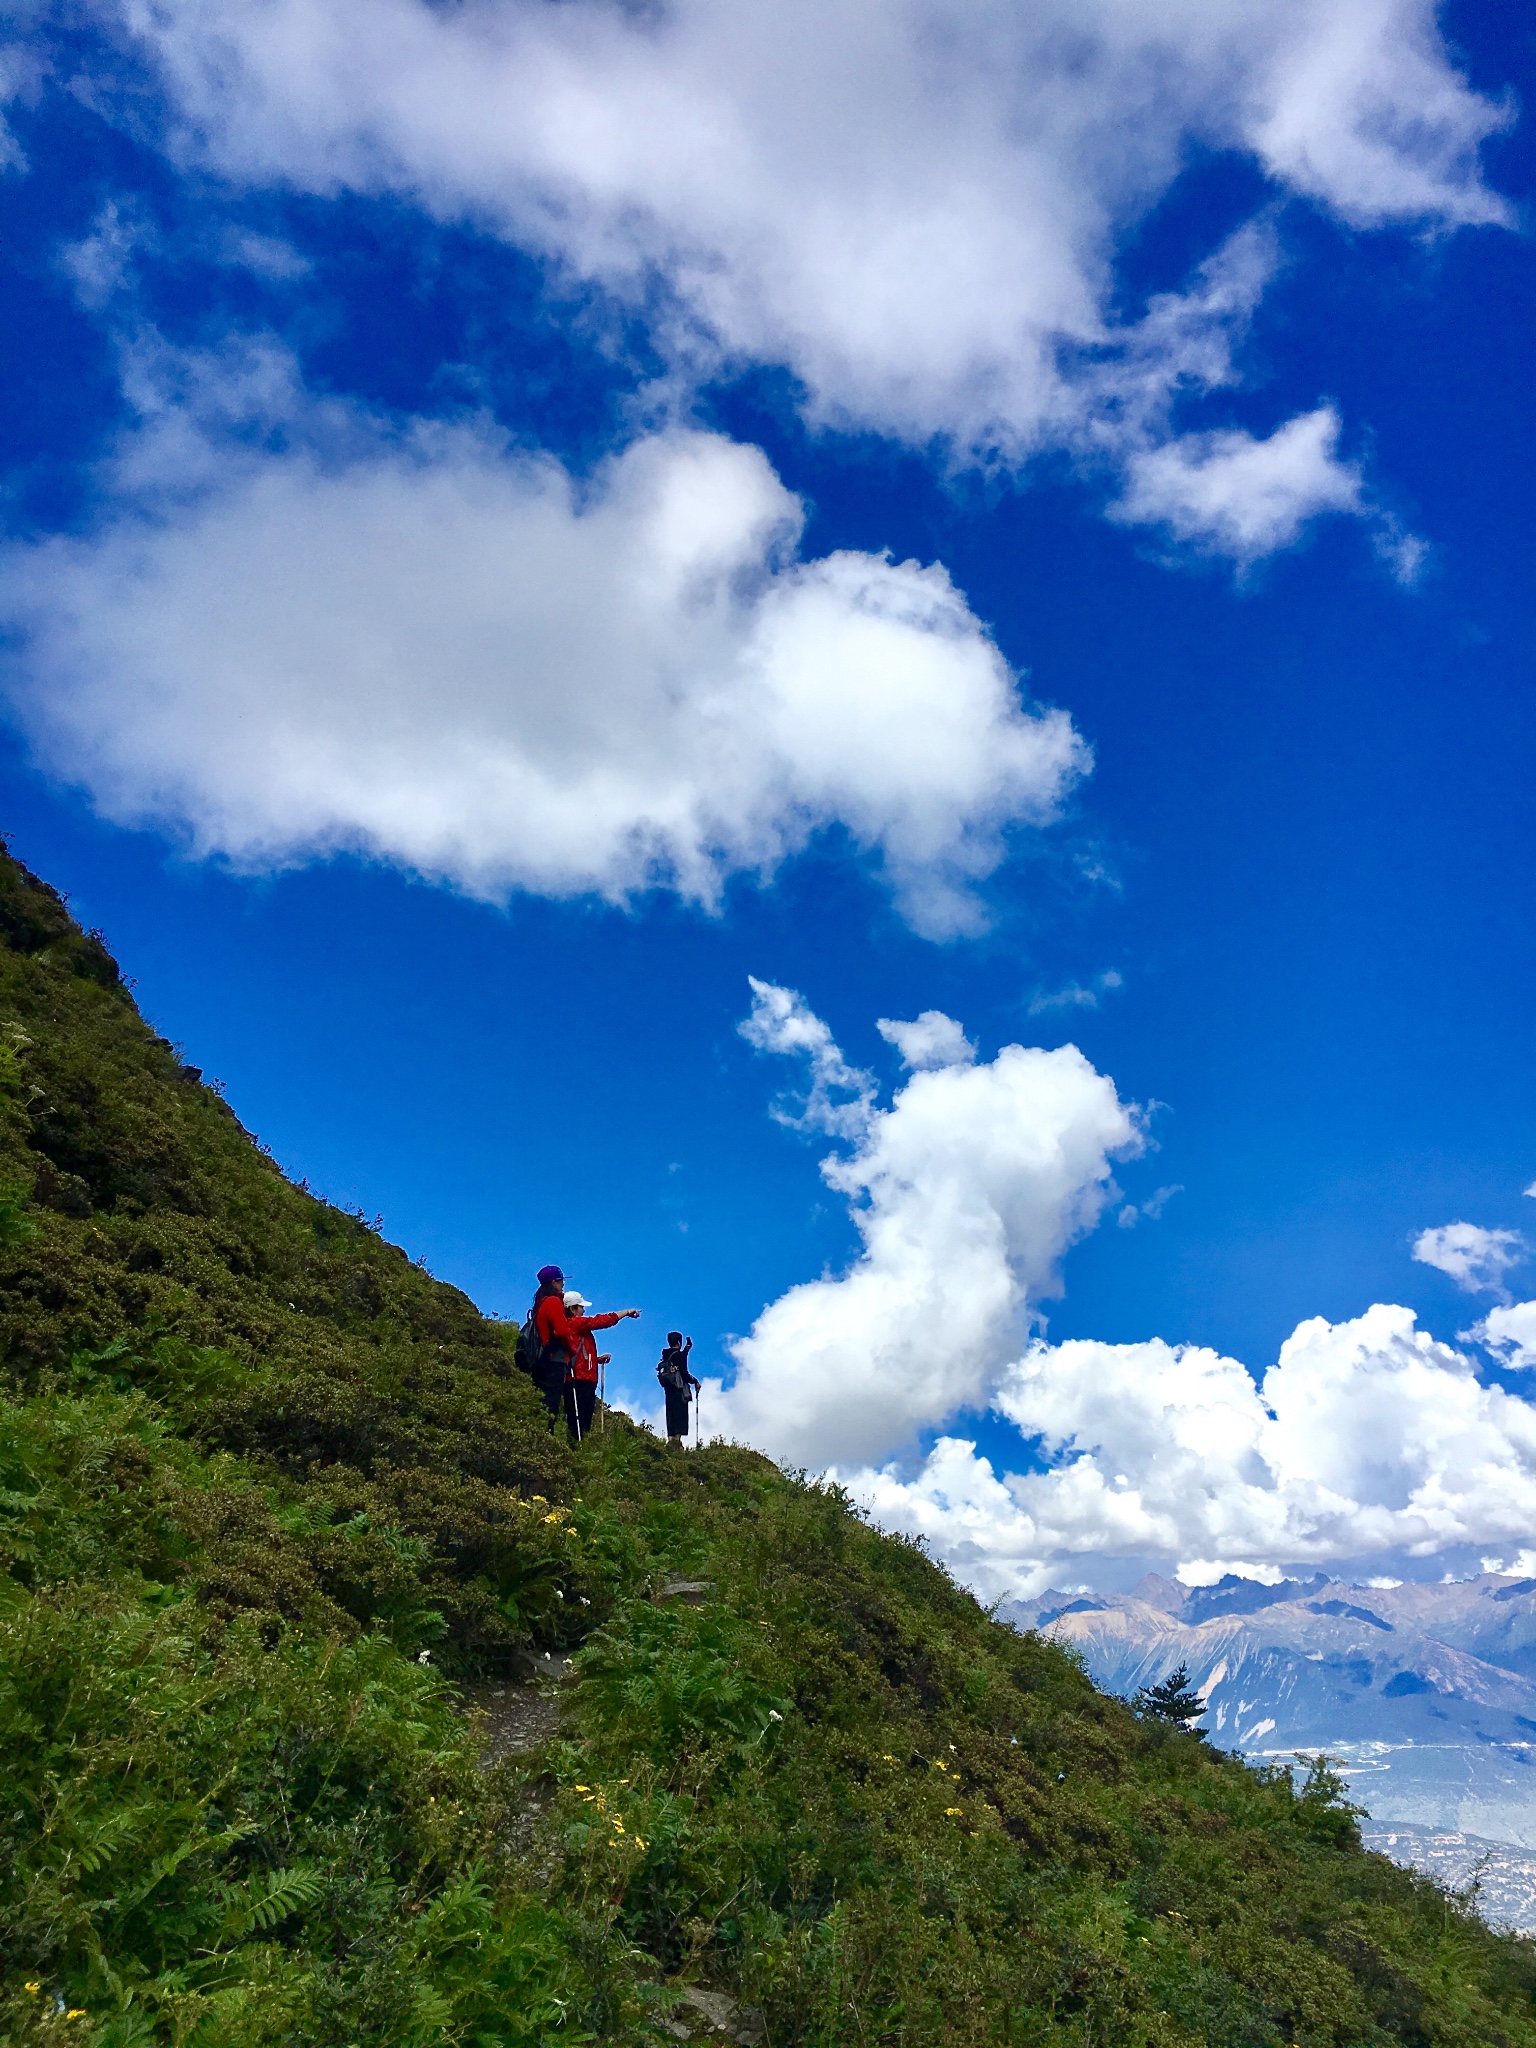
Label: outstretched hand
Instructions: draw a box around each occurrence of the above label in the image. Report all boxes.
[621,1307,641,1319]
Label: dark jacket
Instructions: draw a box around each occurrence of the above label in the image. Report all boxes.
[657,1344,699,1395]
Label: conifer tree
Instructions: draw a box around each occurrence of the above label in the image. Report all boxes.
[1133,1660,1207,1727]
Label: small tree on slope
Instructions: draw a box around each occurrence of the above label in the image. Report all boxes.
[1133,1661,1207,1728]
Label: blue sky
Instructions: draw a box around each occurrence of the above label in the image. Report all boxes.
[2,0,1534,1594]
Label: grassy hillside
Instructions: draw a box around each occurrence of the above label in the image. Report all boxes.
[1,846,1534,2048]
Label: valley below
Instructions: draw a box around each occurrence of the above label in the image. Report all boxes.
[1007,1571,1536,1932]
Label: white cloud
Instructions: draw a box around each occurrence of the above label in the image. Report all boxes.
[98,0,1509,558]
[714,983,1140,1466]
[843,1306,1536,1600]
[1028,969,1123,1017]
[1117,1183,1183,1229]
[58,198,154,310]
[218,227,311,280]
[708,992,1536,1599]
[876,1010,975,1073]
[1110,406,1365,567]
[0,340,1086,937]
[1412,1221,1527,1296]
[1242,0,1514,229]
[1471,1301,1536,1372]
[0,40,42,174]
[741,978,876,1138]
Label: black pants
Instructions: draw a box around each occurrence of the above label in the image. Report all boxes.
[664,1386,692,1439]
[536,1371,564,1429]
[565,1378,596,1442]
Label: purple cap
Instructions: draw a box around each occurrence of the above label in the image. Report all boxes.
[536,1264,564,1285]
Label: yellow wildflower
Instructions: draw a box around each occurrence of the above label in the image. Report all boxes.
[67,2012,87,2021]
[24,1984,40,1995]
[574,1784,590,1792]
[945,1807,964,1818]
[633,1837,647,1851]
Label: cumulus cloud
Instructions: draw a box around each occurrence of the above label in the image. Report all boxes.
[876,1010,976,1073]
[710,992,1536,1598]
[1110,406,1365,567]
[845,1306,1536,1600]
[1470,1301,1536,1372]
[0,339,1086,936]
[715,982,1140,1466]
[91,0,1509,557]
[1412,1222,1527,1296]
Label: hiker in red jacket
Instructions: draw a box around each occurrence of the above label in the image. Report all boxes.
[528,1266,573,1426]
[531,1269,638,1441]
[561,1288,634,1442]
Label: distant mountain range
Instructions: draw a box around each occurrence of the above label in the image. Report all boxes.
[1004,1571,1536,1929]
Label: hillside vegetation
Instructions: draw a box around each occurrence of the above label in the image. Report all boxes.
[1,846,1534,2048]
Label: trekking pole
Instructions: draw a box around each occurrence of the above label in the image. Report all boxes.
[600,1359,606,1436]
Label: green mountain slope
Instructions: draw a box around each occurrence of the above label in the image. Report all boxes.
[1,846,1533,2048]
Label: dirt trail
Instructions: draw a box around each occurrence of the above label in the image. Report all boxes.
[460,1652,572,1765]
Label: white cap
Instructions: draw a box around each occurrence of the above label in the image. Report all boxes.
[564,1290,590,1310]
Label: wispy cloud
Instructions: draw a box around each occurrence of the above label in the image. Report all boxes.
[1118,1183,1183,1229]
[1028,970,1123,1016]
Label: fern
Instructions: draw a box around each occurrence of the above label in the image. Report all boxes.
[216,1861,327,1939]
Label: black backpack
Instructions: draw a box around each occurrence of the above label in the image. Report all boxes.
[515,1298,551,1381]
[517,1288,574,1385]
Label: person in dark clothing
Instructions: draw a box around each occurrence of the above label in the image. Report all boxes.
[657,1331,700,1448]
